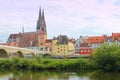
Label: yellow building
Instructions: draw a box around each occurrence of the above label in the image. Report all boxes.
[52,35,75,55]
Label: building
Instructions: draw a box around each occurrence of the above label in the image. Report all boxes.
[44,39,52,51]
[75,38,80,53]
[105,36,112,45]
[7,8,48,51]
[87,35,105,50]
[76,33,120,55]
[79,36,92,55]
[105,33,120,45]
[75,35,106,55]
[75,36,92,55]
[52,35,75,55]
[80,42,92,54]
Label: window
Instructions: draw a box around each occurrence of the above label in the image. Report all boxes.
[88,50,90,52]
[42,28,44,30]
[84,50,86,52]
[81,50,83,52]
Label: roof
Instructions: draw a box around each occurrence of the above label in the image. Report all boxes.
[8,34,19,39]
[45,39,52,43]
[8,32,41,47]
[56,35,69,44]
[87,36,105,44]
[18,32,39,47]
[112,33,120,37]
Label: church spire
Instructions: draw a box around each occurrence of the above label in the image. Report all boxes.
[36,7,42,31]
[41,9,47,33]
[36,7,47,34]
[38,7,41,21]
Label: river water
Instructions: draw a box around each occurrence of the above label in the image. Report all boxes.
[0,70,120,80]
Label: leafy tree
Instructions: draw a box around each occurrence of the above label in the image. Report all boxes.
[92,43,120,72]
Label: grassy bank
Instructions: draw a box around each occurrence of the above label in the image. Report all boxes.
[0,58,95,71]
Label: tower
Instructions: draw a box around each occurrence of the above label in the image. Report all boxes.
[36,7,47,34]
[36,7,47,46]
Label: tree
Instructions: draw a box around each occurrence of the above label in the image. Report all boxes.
[91,43,120,72]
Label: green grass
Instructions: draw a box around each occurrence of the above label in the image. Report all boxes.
[0,58,92,71]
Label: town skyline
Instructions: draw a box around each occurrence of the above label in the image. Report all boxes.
[1,0,120,42]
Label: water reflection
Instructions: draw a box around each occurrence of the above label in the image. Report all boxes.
[0,70,120,80]
[90,72,120,80]
[0,71,90,80]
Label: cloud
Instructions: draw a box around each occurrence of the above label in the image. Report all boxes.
[1,0,120,41]
[46,0,120,36]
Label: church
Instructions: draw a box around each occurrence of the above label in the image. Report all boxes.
[7,8,52,51]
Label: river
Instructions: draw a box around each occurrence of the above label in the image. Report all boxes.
[0,70,120,80]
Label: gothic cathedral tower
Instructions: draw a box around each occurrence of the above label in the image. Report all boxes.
[36,7,47,46]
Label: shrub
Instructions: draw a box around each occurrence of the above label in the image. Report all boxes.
[92,43,120,72]
[35,55,42,63]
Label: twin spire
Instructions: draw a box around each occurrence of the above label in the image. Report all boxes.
[36,7,47,34]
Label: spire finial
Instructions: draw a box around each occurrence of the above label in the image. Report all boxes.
[36,6,42,31]
[38,6,41,19]
[42,9,45,20]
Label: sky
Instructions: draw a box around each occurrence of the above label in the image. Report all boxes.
[1,0,120,42]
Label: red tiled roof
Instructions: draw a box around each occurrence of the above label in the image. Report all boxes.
[7,30,47,47]
[87,36,105,44]
[45,39,52,43]
[8,34,19,39]
[112,33,120,41]
[112,33,120,37]
[18,32,39,47]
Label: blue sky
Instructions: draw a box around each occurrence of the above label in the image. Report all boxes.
[1,0,120,42]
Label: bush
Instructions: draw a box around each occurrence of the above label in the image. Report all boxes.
[92,43,120,72]
[35,55,42,63]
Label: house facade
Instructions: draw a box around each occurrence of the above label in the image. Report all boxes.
[75,33,120,55]
[87,36,105,50]
[52,35,75,55]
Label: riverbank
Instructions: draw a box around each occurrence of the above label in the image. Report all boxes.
[0,58,95,71]
[0,56,120,72]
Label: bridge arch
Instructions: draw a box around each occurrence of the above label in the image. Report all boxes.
[23,52,35,58]
[30,53,35,58]
[9,51,24,58]
[17,51,24,58]
[43,54,51,58]
[0,49,8,58]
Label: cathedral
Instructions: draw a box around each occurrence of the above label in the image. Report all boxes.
[7,8,52,51]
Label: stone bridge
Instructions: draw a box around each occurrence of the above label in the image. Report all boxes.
[0,45,51,58]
